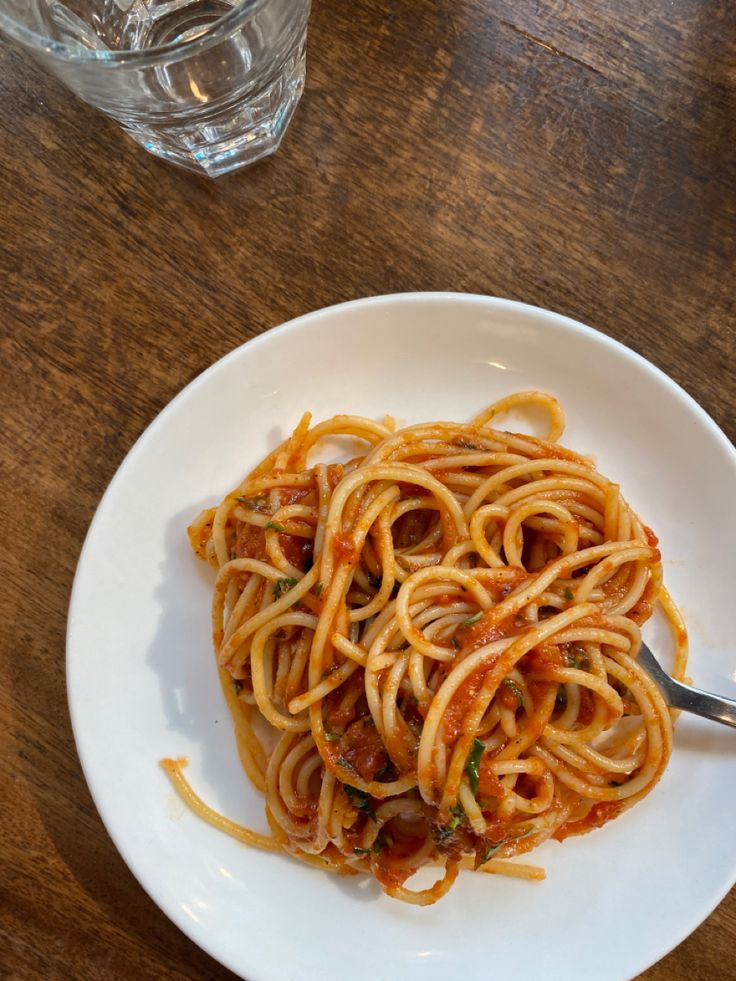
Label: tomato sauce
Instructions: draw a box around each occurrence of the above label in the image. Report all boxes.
[333,532,357,564]
[444,667,488,742]
[235,523,266,561]
[336,718,389,782]
[553,800,624,841]
[476,763,506,802]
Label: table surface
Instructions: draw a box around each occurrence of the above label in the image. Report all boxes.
[2,1,735,978]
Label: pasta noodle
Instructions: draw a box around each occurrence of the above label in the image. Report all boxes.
[162,391,687,905]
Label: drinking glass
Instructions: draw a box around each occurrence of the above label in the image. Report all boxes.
[0,0,311,177]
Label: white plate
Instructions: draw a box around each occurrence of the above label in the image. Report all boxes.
[67,294,736,981]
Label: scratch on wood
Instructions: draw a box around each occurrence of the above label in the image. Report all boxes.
[501,21,603,76]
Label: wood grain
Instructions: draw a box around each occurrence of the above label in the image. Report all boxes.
[1,0,734,978]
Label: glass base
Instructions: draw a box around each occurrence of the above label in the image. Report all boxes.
[123,47,306,177]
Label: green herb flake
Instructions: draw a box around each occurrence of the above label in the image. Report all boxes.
[314,582,324,597]
[353,847,371,856]
[343,784,376,820]
[265,521,285,532]
[461,611,483,627]
[478,828,534,865]
[235,495,266,509]
[466,738,485,794]
[324,730,341,743]
[564,586,574,601]
[502,678,524,708]
[273,577,299,599]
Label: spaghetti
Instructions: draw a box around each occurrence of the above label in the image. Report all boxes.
[163,391,687,905]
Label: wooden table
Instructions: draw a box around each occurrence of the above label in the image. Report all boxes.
[2,1,734,977]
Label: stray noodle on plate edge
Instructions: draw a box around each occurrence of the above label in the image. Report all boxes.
[162,391,688,906]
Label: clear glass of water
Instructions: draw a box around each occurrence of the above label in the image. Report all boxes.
[0,0,311,177]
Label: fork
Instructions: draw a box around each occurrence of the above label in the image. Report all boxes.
[637,642,736,728]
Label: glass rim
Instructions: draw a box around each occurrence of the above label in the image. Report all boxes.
[0,0,269,67]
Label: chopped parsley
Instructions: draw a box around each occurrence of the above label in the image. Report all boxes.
[273,577,299,599]
[344,784,376,820]
[235,495,266,510]
[502,678,524,708]
[466,738,485,794]
[564,586,574,601]
[324,729,341,742]
[478,828,534,864]
[460,611,483,627]
[265,521,285,532]
[314,582,324,597]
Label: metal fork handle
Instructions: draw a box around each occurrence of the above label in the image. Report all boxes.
[663,676,736,728]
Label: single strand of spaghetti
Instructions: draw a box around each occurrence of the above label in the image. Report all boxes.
[476,859,546,880]
[161,758,280,852]
[283,627,312,703]
[423,450,532,471]
[330,634,368,666]
[250,614,317,730]
[603,483,621,543]
[294,752,323,804]
[408,649,433,706]
[280,411,312,470]
[468,504,509,567]
[273,638,291,703]
[218,565,319,667]
[507,772,555,815]
[311,463,333,561]
[288,659,359,715]
[458,780,487,833]
[659,585,689,681]
[296,415,393,461]
[442,539,484,567]
[553,627,632,650]
[470,390,565,441]
[384,859,460,907]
